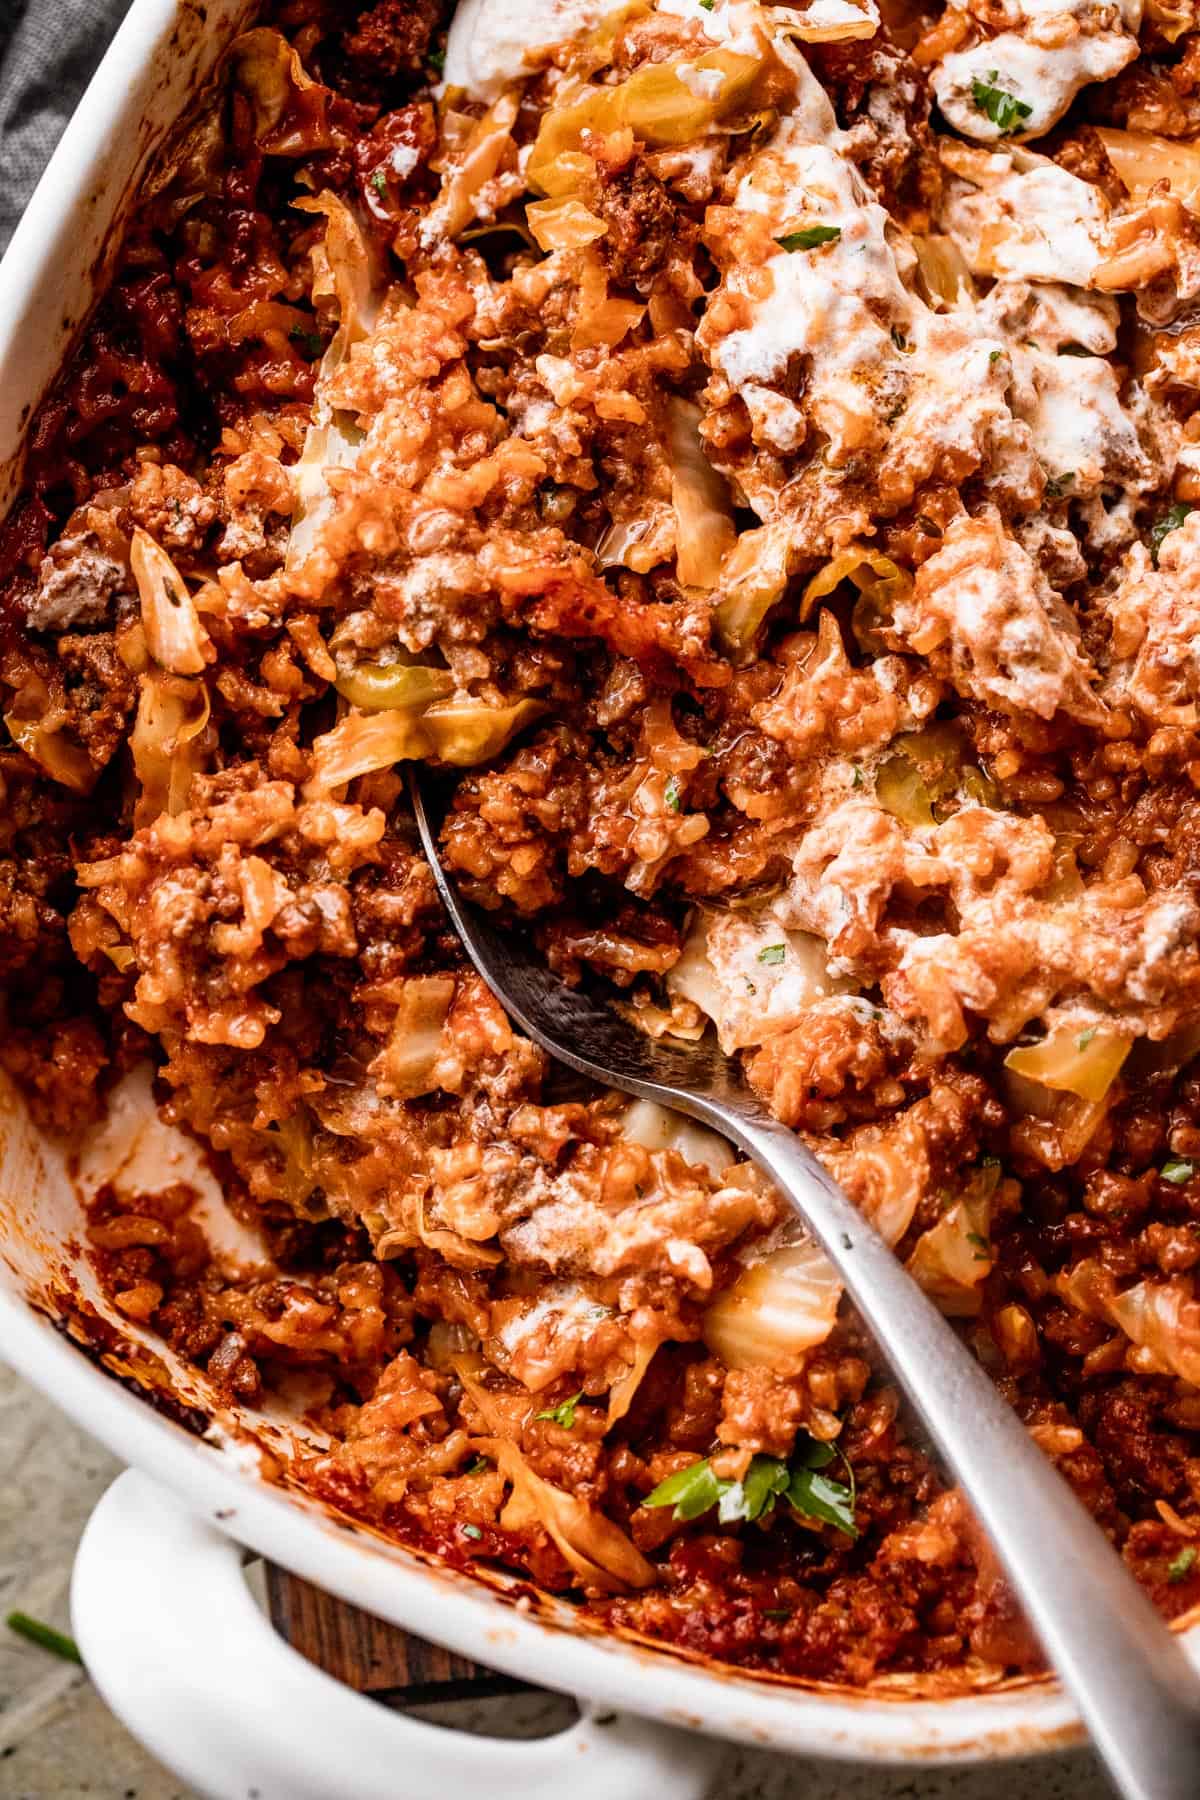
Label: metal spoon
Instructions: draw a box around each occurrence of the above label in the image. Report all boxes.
[410,766,1200,1800]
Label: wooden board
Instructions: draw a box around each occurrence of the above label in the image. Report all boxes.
[264,1565,531,1705]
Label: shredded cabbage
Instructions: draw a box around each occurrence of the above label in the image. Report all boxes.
[526,197,608,251]
[667,398,736,590]
[129,673,210,825]
[1108,1278,1200,1386]
[453,1361,654,1589]
[231,28,330,157]
[907,1165,998,1316]
[4,711,93,794]
[131,529,212,677]
[370,975,456,1100]
[305,697,546,793]
[528,49,764,194]
[714,524,792,654]
[703,1236,842,1370]
[1004,1022,1132,1103]
[913,234,976,310]
[286,193,384,572]
[1094,127,1200,200]
[334,661,455,713]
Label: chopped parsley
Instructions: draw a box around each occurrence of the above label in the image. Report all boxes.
[852,765,865,788]
[6,1613,81,1664]
[462,1523,483,1541]
[369,168,388,198]
[428,45,446,72]
[988,348,1002,366]
[1151,503,1192,567]
[536,1389,585,1429]
[1168,1545,1197,1583]
[970,71,1032,135]
[699,0,716,10]
[776,225,842,252]
[289,328,325,360]
[1076,1027,1097,1051]
[1044,471,1075,499]
[1161,1159,1196,1186]
[758,943,787,965]
[644,1440,857,1538]
[465,1455,490,1475]
[664,775,683,812]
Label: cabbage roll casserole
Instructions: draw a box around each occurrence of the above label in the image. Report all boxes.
[4,0,1200,1686]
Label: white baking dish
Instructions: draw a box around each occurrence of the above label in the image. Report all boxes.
[1,6,1195,1793]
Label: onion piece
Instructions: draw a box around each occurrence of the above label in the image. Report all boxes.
[703,1237,842,1371]
[131,529,212,677]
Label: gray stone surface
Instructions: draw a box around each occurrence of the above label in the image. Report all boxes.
[0,1361,1114,1798]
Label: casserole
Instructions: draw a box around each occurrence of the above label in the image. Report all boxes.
[1,0,1199,1792]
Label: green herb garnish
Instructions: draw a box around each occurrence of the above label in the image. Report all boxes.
[429,45,446,72]
[852,765,865,788]
[645,1441,857,1538]
[1044,471,1075,499]
[369,169,388,198]
[988,348,1002,366]
[462,1523,483,1541]
[664,775,683,812]
[6,1613,81,1664]
[699,0,716,10]
[970,71,1032,134]
[536,1390,585,1429]
[758,943,787,965]
[1168,1545,1197,1583]
[1151,503,1192,567]
[776,225,842,252]
[465,1455,490,1475]
[1162,1159,1196,1186]
[289,328,324,360]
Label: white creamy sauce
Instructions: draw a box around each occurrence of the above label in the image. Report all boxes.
[933,27,1139,142]
[443,0,629,98]
[709,131,904,459]
[668,906,850,1051]
[943,160,1109,286]
[1013,350,1147,489]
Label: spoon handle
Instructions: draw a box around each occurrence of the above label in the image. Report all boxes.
[724,1108,1200,1800]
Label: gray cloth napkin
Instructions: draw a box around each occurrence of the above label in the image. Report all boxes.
[0,0,130,253]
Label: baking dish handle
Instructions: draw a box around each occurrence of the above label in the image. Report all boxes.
[71,1470,716,1800]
